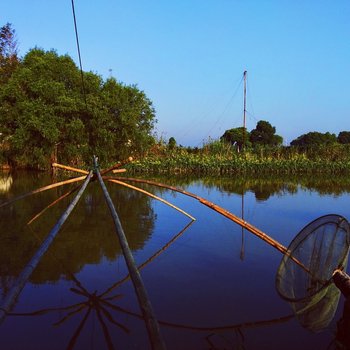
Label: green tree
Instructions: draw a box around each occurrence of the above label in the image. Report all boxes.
[338,131,350,144]
[0,48,86,168]
[0,48,156,168]
[220,127,251,149]
[249,120,283,146]
[0,23,19,83]
[168,136,177,149]
[100,78,156,160]
[290,132,337,147]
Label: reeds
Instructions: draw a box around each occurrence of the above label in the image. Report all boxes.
[126,143,350,175]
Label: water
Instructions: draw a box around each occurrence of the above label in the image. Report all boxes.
[0,171,349,349]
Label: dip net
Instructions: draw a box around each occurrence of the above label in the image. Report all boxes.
[275,214,350,331]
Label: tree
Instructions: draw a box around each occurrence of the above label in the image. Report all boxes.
[249,120,283,146]
[290,132,337,147]
[220,127,251,149]
[100,78,156,160]
[0,23,19,83]
[168,137,177,149]
[338,131,350,144]
[0,48,156,168]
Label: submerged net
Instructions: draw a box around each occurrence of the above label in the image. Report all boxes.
[275,214,350,331]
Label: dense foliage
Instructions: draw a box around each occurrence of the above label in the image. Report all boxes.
[220,120,283,149]
[220,126,251,149]
[250,120,283,146]
[0,23,19,84]
[290,131,337,147]
[0,25,156,169]
[127,139,350,175]
[337,131,350,144]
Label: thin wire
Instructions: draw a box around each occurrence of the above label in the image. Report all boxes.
[176,73,244,142]
[199,75,244,146]
[246,76,255,119]
[246,110,259,123]
[71,0,88,108]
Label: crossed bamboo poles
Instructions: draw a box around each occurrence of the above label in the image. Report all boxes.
[4,218,294,349]
[41,160,333,286]
[0,157,305,288]
[1,157,180,350]
[5,215,195,350]
[0,157,312,349]
[0,157,287,256]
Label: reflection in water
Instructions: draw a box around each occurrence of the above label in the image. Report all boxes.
[335,299,350,350]
[240,191,245,261]
[2,216,293,349]
[1,172,350,348]
[0,173,12,193]
[0,182,156,286]
[157,174,350,201]
[333,270,350,349]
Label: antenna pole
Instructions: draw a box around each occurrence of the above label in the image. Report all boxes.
[242,70,247,151]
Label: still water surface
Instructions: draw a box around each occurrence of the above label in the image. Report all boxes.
[0,172,349,349]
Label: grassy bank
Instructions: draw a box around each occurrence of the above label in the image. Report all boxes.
[126,142,350,175]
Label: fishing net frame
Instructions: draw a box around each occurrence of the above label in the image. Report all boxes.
[276,214,350,304]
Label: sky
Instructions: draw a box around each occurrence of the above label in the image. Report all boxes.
[1,0,350,146]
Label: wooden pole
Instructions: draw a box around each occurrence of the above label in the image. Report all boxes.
[27,185,81,225]
[0,176,86,209]
[111,169,127,174]
[113,178,315,274]
[113,177,288,254]
[94,159,166,350]
[0,171,93,323]
[51,161,127,176]
[51,163,89,175]
[101,220,194,299]
[104,177,195,221]
[100,156,133,175]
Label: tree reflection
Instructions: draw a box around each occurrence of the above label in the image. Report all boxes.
[5,241,294,350]
[0,180,156,285]
[151,174,350,201]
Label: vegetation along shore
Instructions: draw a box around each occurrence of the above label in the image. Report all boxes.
[1,23,350,174]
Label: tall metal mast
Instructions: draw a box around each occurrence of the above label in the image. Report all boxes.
[242,70,247,150]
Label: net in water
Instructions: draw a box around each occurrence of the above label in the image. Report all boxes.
[275,214,350,331]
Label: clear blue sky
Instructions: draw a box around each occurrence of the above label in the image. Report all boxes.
[1,1,349,146]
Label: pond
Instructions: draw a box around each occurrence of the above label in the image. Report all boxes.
[0,171,349,349]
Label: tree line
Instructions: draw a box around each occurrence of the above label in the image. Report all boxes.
[0,23,156,169]
[1,23,349,170]
[220,120,350,150]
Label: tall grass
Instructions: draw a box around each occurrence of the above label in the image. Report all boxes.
[126,140,350,175]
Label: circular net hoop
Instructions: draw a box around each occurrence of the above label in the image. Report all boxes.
[276,214,350,303]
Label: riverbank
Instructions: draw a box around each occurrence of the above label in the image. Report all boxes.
[126,149,350,175]
[3,143,350,175]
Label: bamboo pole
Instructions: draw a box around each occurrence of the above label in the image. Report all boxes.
[94,159,166,350]
[101,220,194,299]
[27,185,81,225]
[104,177,195,221]
[114,178,315,275]
[0,171,93,324]
[52,160,129,177]
[113,177,288,254]
[51,163,89,175]
[111,169,127,174]
[0,175,86,209]
[100,156,133,175]
[102,300,294,333]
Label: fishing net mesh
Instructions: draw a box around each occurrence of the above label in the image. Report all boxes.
[276,214,350,303]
